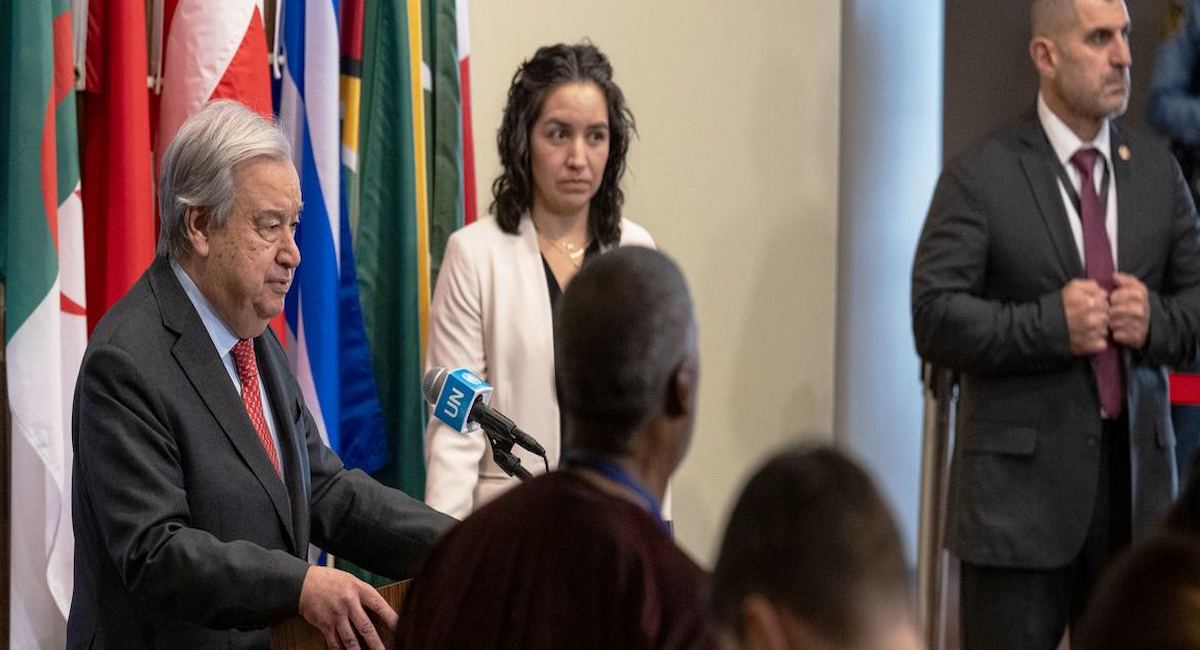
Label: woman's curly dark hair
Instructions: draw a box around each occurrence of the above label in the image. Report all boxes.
[490,42,636,245]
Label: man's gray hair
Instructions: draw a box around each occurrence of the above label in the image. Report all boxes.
[156,100,292,261]
[555,246,696,453]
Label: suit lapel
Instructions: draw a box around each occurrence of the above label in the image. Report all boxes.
[1019,119,1084,279]
[150,260,298,549]
[1111,124,1136,273]
[255,334,309,554]
[518,213,556,344]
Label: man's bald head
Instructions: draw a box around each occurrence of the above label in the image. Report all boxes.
[1032,0,1077,38]
[1032,0,1126,38]
[1029,0,1131,139]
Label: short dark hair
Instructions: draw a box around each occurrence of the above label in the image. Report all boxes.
[711,446,911,645]
[490,42,635,245]
[1075,534,1200,649]
[555,247,694,452]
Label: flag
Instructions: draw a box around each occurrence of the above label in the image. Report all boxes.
[156,0,285,340]
[357,0,431,497]
[425,0,471,278]
[1,0,87,646]
[279,0,388,471]
[456,0,478,226]
[156,0,274,149]
[340,0,364,234]
[82,0,155,333]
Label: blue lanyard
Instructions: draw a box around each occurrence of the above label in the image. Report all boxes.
[567,450,669,533]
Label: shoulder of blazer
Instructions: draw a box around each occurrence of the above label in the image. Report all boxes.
[449,216,521,250]
[1111,120,1182,173]
[969,116,1047,169]
[145,256,204,336]
[443,217,535,277]
[618,218,655,248]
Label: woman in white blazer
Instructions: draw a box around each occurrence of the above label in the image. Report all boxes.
[424,43,656,518]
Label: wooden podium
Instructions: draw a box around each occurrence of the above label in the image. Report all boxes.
[270,580,410,650]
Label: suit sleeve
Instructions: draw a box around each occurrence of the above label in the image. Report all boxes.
[911,160,1073,374]
[1141,161,1200,366]
[304,408,456,579]
[422,232,490,519]
[74,344,310,629]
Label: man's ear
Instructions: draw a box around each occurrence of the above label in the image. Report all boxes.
[1029,36,1058,80]
[741,595,791,650]
[184,206,213,258]
[664,355,697,419]
[742,595,829,650]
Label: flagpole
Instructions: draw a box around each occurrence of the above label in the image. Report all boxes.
[72,0,88,90]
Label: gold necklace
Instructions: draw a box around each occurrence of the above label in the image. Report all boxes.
[538,231,588,269]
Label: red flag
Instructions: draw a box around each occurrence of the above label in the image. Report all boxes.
[156,0,274,151]
[82,0,156,333]
[457,0,477,224]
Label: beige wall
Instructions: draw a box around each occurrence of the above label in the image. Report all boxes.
[467,0,842,565]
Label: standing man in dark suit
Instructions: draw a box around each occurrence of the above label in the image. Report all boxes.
[912,0,1200,647]
[68,100,455,650]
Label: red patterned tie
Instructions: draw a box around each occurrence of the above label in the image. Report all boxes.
[232,339,282,476]
[1070,148,1124,418]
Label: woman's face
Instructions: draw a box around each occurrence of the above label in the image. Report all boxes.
[529,82,610,221]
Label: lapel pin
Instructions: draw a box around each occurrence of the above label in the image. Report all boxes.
[1118,145,1131,161]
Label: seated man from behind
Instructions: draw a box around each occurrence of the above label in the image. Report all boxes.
[396,246,718,649]
[711,446,920,650]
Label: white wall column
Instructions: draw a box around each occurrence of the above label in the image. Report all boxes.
[836,0,944,561]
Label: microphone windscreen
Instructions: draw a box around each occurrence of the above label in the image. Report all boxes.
[422,367,448,404]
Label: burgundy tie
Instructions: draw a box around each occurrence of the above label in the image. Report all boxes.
[1070,148,1124,418]
[232,339,282,476]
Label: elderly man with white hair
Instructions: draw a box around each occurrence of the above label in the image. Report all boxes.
[68,100,454,650]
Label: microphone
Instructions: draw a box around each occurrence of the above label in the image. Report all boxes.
[423,367,547,457]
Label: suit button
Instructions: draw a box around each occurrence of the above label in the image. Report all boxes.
[1086,436,1099,446]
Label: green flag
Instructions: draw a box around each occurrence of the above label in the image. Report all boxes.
[358,0,429,499]
[425,0,467,282]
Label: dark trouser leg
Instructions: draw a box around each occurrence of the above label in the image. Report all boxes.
[960,563,1071,650]
[960,416,1131,650]
[1068,417,1131,645]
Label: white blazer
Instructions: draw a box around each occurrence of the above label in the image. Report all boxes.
[423,214,656,518]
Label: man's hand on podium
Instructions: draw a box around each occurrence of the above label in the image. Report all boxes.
[298,566,397,650]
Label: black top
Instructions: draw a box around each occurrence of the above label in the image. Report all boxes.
[542,239,602,455]
[541,238,602,315]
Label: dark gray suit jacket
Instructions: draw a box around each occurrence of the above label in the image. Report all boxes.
[912,117,1200,569]
[67,257,455,648]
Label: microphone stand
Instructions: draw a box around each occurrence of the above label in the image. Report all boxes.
[481,425,533,481]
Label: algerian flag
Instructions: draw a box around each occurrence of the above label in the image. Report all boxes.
[1,0,88,645]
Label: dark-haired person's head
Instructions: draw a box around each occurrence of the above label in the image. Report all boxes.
[1075,534,1200,649]
[712,446,919,650]
[490,41,635,245]
[554,246,697,492]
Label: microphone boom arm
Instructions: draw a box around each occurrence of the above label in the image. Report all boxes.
[482,426,533,481]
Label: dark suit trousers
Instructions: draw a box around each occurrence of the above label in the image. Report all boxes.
[959,415,1131,650]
